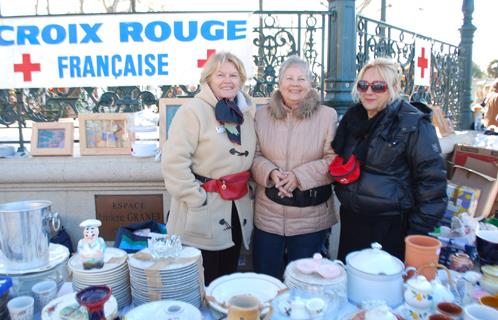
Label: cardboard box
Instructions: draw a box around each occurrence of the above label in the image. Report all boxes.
[452,144,498,167]
[450,157,498,220]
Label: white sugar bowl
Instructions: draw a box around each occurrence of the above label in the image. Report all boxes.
[404,275,433,310]
[365,305,397,320]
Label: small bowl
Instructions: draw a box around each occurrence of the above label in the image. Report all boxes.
[428,314,452,320]
[476,230,498,265]
[480,295,498,309]
[437,302,463,318]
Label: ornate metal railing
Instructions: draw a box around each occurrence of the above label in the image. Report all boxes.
[1,11,464,150]
[356,16,463,128]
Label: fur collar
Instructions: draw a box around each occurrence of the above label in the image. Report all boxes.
[269,89,321,120]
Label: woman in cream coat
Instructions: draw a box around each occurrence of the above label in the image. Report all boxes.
[162,52,256,285]
[252,55,338,279]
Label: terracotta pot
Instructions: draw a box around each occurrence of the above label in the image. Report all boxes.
[404,235,441,280]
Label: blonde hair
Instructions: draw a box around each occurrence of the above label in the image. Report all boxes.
[200,52,247,85]
[351,57,401,104]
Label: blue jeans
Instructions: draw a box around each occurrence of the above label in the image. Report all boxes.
[252,227,328,280]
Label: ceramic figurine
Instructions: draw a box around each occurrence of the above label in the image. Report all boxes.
[404,275,433,320]
[77,219,106,270]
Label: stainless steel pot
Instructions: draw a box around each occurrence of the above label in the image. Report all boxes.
[0,200,60,271]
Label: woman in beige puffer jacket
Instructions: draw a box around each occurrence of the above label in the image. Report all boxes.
[251,55,338,279]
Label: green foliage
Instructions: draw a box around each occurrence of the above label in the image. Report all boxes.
[487,59,498,78]
[473,62,485,79]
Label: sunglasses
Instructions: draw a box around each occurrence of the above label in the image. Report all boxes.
[357,80,388,93]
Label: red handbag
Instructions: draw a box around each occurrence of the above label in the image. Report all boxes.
[201,171,251,200]
[328,154,360,184]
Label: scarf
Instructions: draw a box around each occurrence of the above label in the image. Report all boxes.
[215,97,244,145]
[332,104,387,164]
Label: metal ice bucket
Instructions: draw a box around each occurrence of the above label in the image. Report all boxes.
[0,200,60,271]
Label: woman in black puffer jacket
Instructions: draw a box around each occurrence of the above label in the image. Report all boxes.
[331,58,448,261]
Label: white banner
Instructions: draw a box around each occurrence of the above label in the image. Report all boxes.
[0,13,253,89]
[414,39,432,87]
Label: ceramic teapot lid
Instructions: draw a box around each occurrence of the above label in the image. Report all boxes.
[347,243,403,275]
[406,275,432,294]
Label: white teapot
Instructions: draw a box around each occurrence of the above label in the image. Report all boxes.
[430,278,455,305]
[404,275,434,310]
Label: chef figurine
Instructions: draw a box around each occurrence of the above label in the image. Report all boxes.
[77,219,106,270]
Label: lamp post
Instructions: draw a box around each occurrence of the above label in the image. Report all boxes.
[459,0,475,130]
[324,0,357,116]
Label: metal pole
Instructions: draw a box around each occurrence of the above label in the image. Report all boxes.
[381,0,386,21]
[459,0,475,130]
[324,0,357,117]
[380,0,386,38]
[15,89,26,153]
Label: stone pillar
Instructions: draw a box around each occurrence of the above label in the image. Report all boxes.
[459,0,475,129]
[324,0,357,117]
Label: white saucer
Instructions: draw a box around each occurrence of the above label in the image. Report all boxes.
[68,247,127,273]
[0,244,69,275]
[131,150,158,157]
[206,272,286,316]
[41,292,118,320]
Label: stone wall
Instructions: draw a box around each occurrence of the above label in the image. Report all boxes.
[0,155,170,251]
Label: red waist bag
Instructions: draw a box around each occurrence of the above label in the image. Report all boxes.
[201,171,251,200]
[328,155,360,184]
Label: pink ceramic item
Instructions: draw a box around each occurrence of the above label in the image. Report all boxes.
[295,254,341,279]
[295,260,316,274]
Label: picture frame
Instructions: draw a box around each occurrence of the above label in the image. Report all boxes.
[78,113,134,155]
[31,122,74,156]
[159,98,190,147]
[158,97,271,147]
[431,105,454,137]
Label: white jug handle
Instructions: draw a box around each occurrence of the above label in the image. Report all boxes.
[404,266,417,280]
[260,301,272,314]
[333,259,346,268]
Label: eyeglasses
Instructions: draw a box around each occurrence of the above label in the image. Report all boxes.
[357,80,388,93]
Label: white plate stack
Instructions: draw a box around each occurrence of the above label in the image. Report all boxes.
[68,247,131,309]
[284,258,347,300]
[205,272,287,319]
[128,246,203,308]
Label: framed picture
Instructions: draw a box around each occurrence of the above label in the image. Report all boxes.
[159,98,191,147]
[78,113,134,155]
[158,96,270,146]
[31,122,74,156]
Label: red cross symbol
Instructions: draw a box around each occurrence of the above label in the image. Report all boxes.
[197,49,216,68]
[417,47,429,79]
[14,53,41,82]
